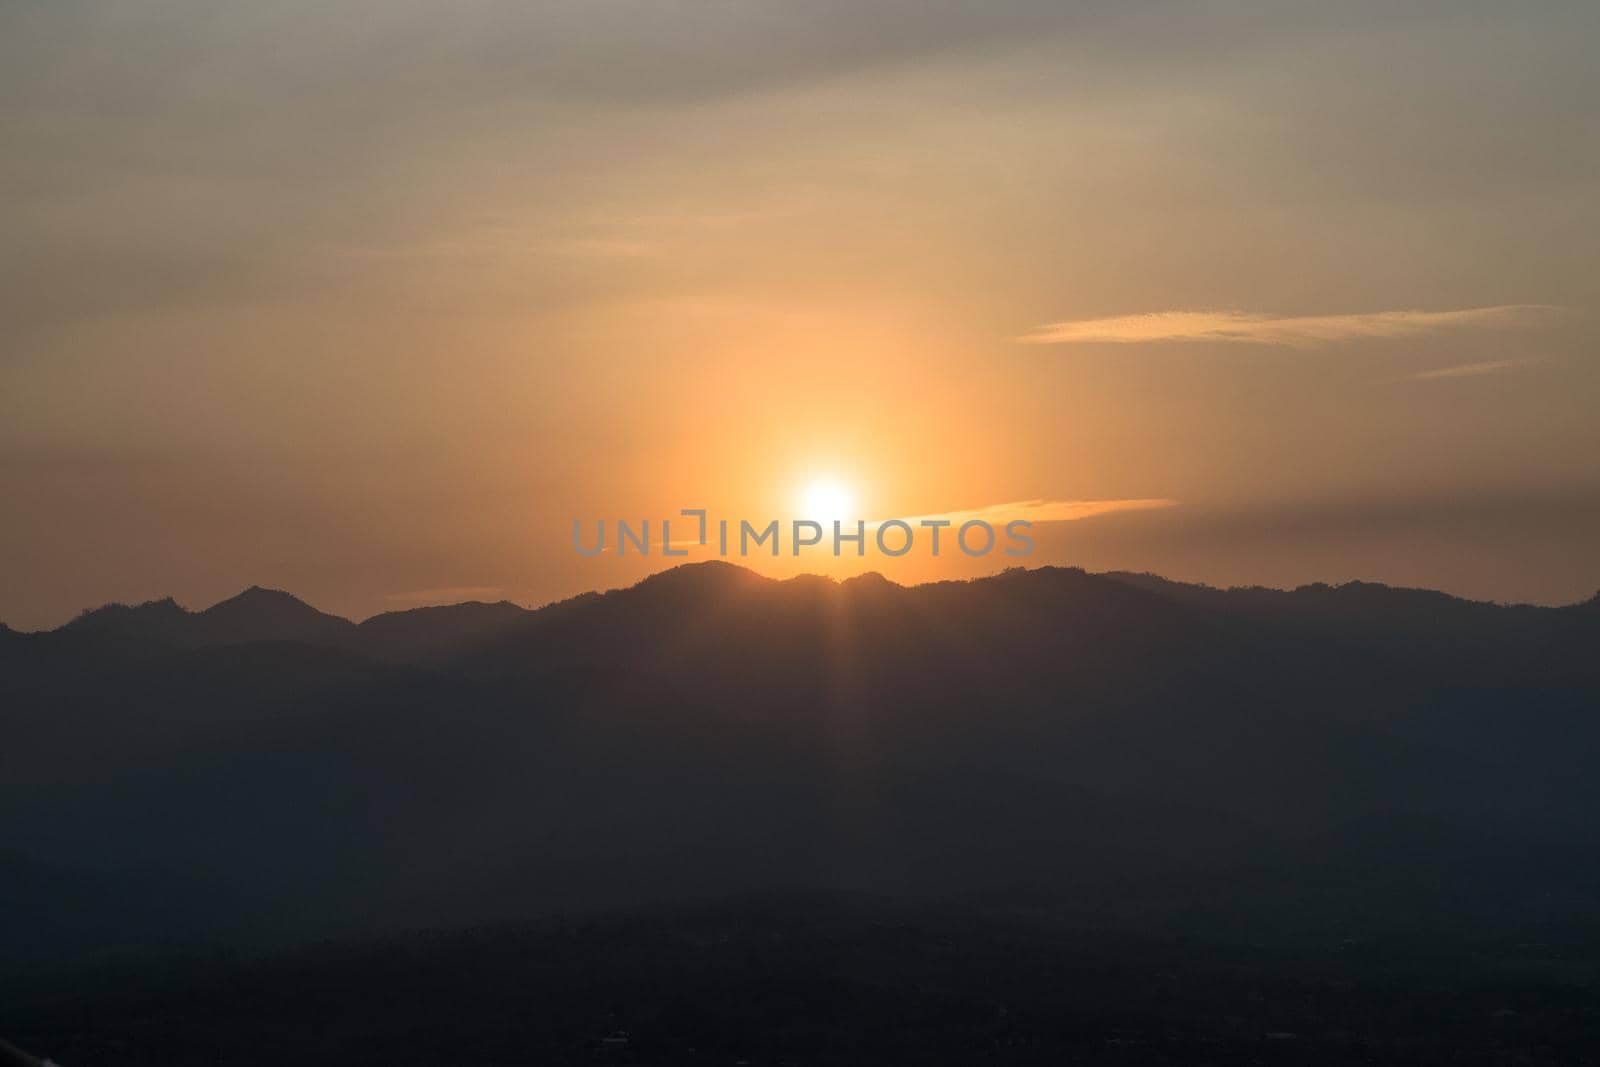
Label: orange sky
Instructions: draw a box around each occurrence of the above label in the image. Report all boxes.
[2,2,1599,628]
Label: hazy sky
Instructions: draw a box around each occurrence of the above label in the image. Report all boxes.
[3,1,1598,628]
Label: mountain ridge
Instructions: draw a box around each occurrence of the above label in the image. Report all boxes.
[32,561,1596,641]
[4,558,1600,971]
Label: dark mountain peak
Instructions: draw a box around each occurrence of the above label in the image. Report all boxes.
[51,590,356,649]
[633,560,771,597]
[973,565,1154,604]
[194,586,355,645]
[1313,580,1390,600]
[361,599,524,624]
[781,572,839,593]
[72,595,186,619]
[841,571,898,591]
[66,596,193,637]
[1292,575,1465,607]
[207,585,312,611]
[356,599,531,661]
[976,565,1099,592]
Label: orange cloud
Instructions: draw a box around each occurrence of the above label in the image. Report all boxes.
[871,498,1179,529]
[1402,356,1546,382]
[1018,305,1558,347]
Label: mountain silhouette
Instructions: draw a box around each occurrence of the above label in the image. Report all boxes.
[194,585,358,645]
[4,562,1599,968]
[64,595,194,643]
[63,586,357,648]
[354,599,530,662]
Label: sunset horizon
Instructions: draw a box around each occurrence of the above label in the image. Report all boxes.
[6,4,1599,1063]
[21,553,1600,638]
[5,4,1599,633]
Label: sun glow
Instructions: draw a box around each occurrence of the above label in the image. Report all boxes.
[799,478,856,522]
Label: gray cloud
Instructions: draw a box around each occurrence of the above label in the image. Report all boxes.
[5,1,1597,339]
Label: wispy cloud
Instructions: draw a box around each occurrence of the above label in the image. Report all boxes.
[871,498,1178,529]
[1018,305,1559,348]
[1401,357,1546,382]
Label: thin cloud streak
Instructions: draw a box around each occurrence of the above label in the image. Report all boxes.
[1403,357,1544,382]
[1018,305,1559,348]
[871,498,1179,530]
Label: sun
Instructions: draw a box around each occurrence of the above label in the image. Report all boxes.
[799,478,856,522]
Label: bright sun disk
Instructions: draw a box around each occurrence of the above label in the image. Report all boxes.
[800,478,855,522]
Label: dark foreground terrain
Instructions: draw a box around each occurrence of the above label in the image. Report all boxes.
[6,893,1600,1066]
[4,563,1599,1061]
